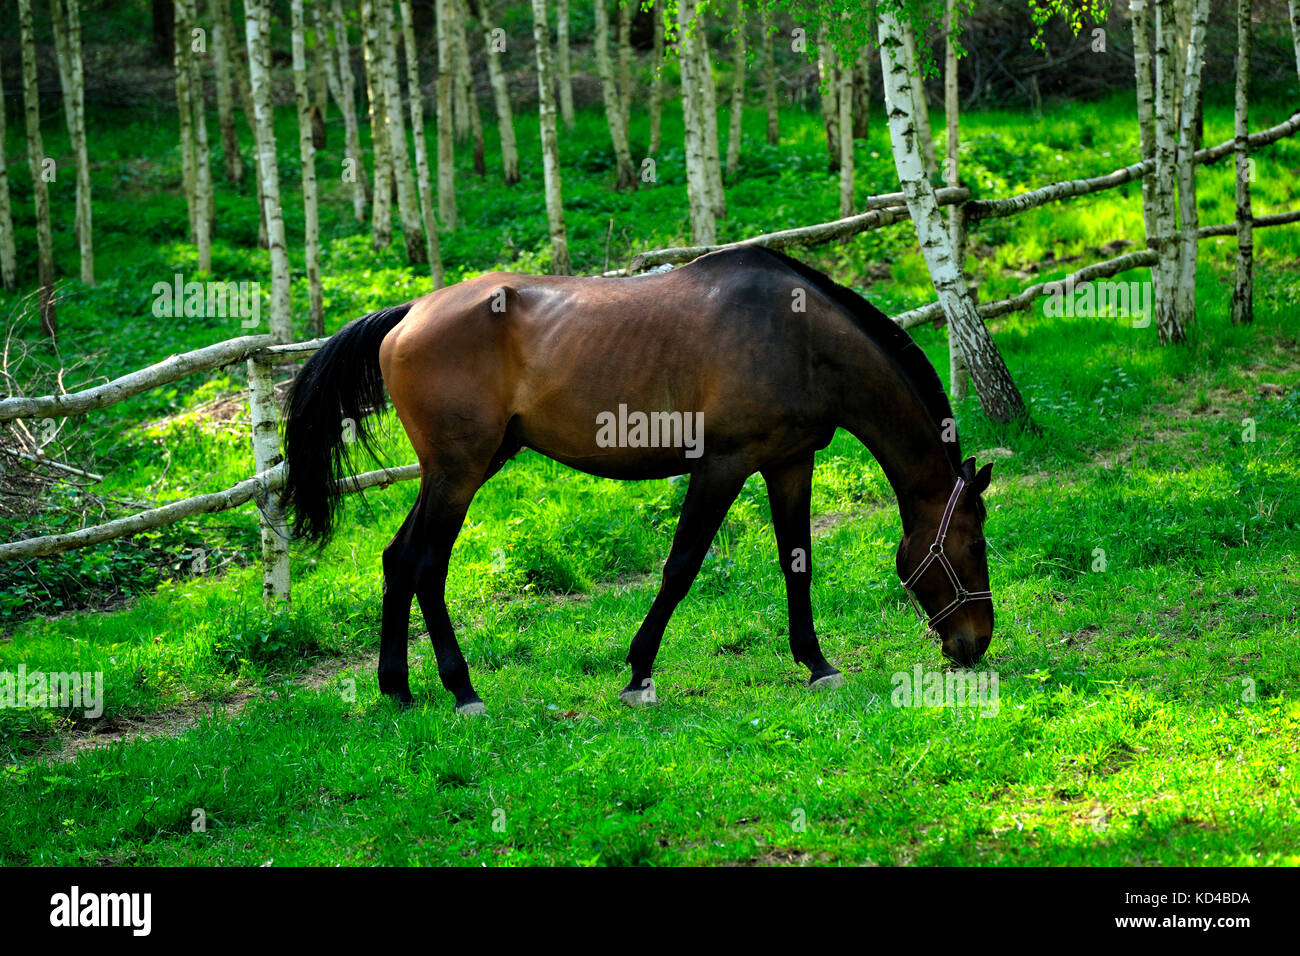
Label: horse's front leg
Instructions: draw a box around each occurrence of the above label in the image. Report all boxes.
[621,463,749,705]
[761,456,843,688]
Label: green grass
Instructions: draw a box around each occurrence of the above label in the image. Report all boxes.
[0,77,1298,864]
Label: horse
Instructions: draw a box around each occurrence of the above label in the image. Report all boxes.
[282,246,995,714]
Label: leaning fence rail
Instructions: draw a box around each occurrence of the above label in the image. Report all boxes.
[2,109,1297,607]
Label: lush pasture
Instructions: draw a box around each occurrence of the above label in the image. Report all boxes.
[0,87,1297,865]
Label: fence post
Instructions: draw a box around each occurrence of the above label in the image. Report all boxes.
[247,354,290,606]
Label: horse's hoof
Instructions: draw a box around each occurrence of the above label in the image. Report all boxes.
[619,679,658,707]
[810,671,845,690]
[455,700,487,716]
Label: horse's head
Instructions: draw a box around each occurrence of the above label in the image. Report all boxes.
[896,457,994,667]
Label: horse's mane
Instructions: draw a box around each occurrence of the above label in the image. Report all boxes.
[742,246,961,473]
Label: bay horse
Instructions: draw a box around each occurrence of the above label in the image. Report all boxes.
[282,247,994,714]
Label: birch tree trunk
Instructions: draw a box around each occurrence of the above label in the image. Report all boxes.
[901,20,937,177]
[650,0,665,154]
[838,45,854,217]
[292,0,323,334]
[363,0,394,248]
[401,0,446,283]
[216,0,267,247]
[696,17,726,220]
[329,0,369,222]
[382,0,427,264]
[556,0,575,131]
[595,0,638,189]
[245,0,292,343]
[1290,0,1300,78]
[435,0,458,228]
[0,51,16,290]
[1231,0,1252,325]
[945,0,968,400]
[50,0,93,285]
[817,25,840,171]
[617,0,633,130]
[761,7,778,145]
[183,0,213,271]
[1173,0,1209,326]
[679,0,714,244]
[853,45,873,140]
[1130,0,1158,244]
[450,0,470,143]
[472,0,518,184]
[454,0,487,177]
[530,0,570,274]
[212,0,245,188]
[878,9,1027,425]
[1151,0,1185,344]
[725,3,746,179]
[174,0,198,247]
[20,0,56,337]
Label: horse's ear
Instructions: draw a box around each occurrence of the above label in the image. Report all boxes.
[972,462,994,495]
[961,456,976,481]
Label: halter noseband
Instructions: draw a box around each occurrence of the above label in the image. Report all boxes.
[900,476,993,630]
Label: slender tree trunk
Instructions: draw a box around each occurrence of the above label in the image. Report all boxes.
[617,0,632,130]
[363,0,393,248]
[1173,0,1208,326]
[853,27,873,140]
[556,0,575,131]
[878,9,1028,425]
[50,0,93,284]
[449,0,470,142]
[216,0,266,246]
[453,0,486,176]
[817,25,840,172]
[0,51,16,291]
[1290,0,1300,78]
[313,19,329,120]
[945,0,968,400]
[401,0,445,283]
[838,43,854,217]
[1131,0,1158,245]
[212,0,245,187]
[435,0,457,228]
[761,7,778,145]
[381,0,426,264]
[1232,0,1252,325]
[245,0,292,342]
[472,0,518,185]
[292,0,323,334]
[19,0,55,336]
[1152,0,1185,344]
[901,19,937,177]
[725,3,746,179]
[184,0,213,270]
[328,0,369,222]
[595,0,637,189]
[530,0,569,274]
[695,15,725,220]
[678,0,714,244]
[174,0,198,246]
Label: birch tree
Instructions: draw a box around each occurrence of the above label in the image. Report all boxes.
[944,0,968,399]
[292,0,323,334]
[617,0,633,130]
[453,0,487,176]
[695,14,726,220]
[20,0,56,337]
[650,0,666,154]
[0,51,15,291]
[817,25,840,171]
[878,8,1027,425]
[530,0,570,274]
[1151,0,1185,344]
[725,4,746,179]
[328,0,369,222]
[838,42,854,217]
[211,0,245,187]
[901,19,937,177]
[1231,0,1252,325]
[435,0,458,228]
[450,0,470,142]
[556,0,575,131]
[381,0,427,264]
[183,0,213,271]
[50,0,93,285]
[1290,0,1300,77]
[471,0,519,184]
[216,0,267,246]
[595,0,638,189]
[245,0,292,342]
[363,0,394,248]
[1130,0,1157,243]
[853,41,873,139]
[1173,0,1208,326]
[678,0,715,243]
[761,7,778,145]
[401,0,447,282]
[174,0,198,249]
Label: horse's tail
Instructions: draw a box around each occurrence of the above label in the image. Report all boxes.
[282,303,413,545]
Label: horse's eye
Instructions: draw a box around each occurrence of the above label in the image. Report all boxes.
[970,539,987,556]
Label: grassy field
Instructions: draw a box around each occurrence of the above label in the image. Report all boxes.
[0,77,1297,864]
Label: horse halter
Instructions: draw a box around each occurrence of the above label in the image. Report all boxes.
[900,476,993,631]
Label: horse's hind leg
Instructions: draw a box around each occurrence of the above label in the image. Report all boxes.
[761,456,843,688]
[621,462,749,705]
[378,506,422,704]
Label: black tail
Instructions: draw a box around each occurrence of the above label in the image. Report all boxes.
[282,303,413,545]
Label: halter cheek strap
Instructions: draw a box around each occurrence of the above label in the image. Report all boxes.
[901,477,993,630]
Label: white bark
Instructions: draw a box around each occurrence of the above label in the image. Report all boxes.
[472,0,518,185]
[878,9,1026,424]
[1130,0,1158,244]
[19,0,55,337]
[401,0,446,284]
[617,0,632,130]
[902,21,937,177]
[1151,0,1185,343]
[363,0,393,248]
[945,0,968,400]
[380,0,427,264]
[50,0,93,285]
[435,0,457,228]
[292,0,323,334]
[1290,0,1300,78]
[556,0,575,131]
[248,357,289,605]
[1174,0,1209,325]
[329,0,368,223]
[695,13,725,219]
[245,0,292,342]
[530,0,570,274]
[678,0,714,244]
[595,0,637,189]
[761,7,778,145]
[817,25,839,170]
[838,43,854,217]
[212,0,245,188]
[0,46,19,290]
[174,0,198,247]
[650,0,665,153]
[1232,0,1253,325]
[726,3,746,179]
[186,0,213,271]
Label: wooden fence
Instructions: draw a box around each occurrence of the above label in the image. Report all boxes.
[1,108,1297,604]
